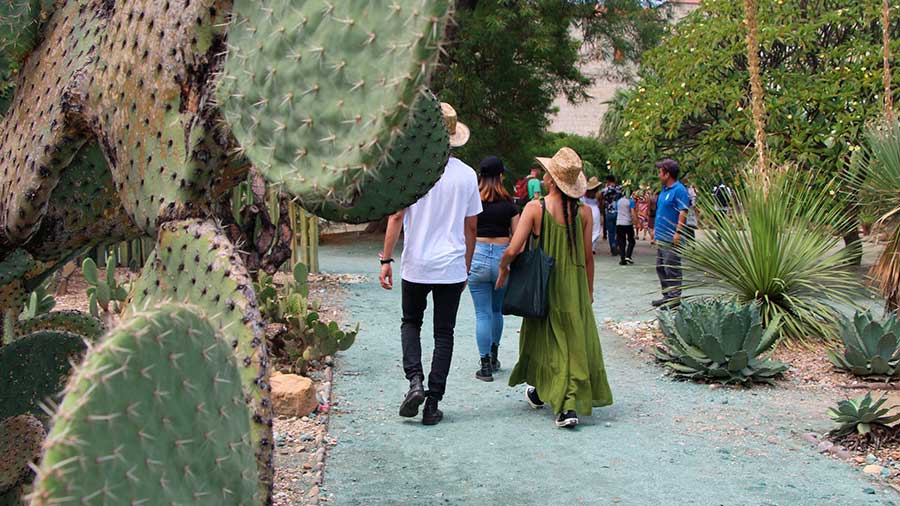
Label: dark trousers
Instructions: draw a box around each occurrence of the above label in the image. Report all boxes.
[655,243,682,300]
[616,225,636,261]
[605,212,618,253]
[401,280,465,401]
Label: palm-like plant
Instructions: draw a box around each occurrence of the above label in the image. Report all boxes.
[679,168,862,344]
[846,120,900,311]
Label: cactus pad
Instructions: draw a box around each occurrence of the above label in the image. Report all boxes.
[219,0,452,207]
[31,304,259,506]
[15,310,105,341]
[0,250,34,286]
[24,144,139,261]
[0,0,102,246]
[128,218,273,500]
[0,330,85,422]
[0,414,44,494]
[304,91,449,223]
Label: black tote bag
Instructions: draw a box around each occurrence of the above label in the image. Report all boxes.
[502,200,555,319]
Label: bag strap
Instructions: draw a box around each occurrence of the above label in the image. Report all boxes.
[537,199,547,251]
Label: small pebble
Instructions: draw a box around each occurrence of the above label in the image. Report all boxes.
[863,487,876,495]
[867,454,879,464]
[816,441,834,453]
[604,422,612,428]
[863,464,884,476]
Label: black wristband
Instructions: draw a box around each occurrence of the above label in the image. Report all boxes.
[380,258,394,265]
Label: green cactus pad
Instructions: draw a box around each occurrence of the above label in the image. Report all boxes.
[84,0,248,235]
[0,413,44,494]
[15,310,105,341]
[219,0,451,207]
[302,91,449,223]
[0,279,26,325]
[128,219,273,500]
[0,0,102,245]
[31,304,259,506]
[0,249,34,286]
[24,144,140,261]
[0,330,86,422]
[0,0,55,66]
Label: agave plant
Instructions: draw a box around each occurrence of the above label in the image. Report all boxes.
[828,310,900,377]
[679,168,861,345]
[829,393,900,437]
[654,299,789,384]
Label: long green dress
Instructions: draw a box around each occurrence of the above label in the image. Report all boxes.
[508,204,613,415]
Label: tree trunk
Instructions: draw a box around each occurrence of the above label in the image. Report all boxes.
[884,0,894,121]
[743,0,768,179]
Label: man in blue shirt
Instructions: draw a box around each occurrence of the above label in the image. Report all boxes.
[652,159,690,309]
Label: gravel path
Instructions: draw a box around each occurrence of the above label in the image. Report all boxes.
[316,237,896,506]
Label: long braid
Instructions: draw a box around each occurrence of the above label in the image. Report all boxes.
[561,195,578,260]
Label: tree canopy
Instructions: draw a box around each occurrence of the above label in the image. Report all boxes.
[605,0,900,187]
[432,0,667,177]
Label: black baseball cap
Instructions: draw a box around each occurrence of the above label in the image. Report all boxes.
[479,156,506,177]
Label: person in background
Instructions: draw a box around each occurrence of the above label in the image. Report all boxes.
[647,189,658,244]
[636,189,650,241]
[527,166,543,201]
[600,175,622,256]
[615,190,638,265]
[685,182,698,241]
[379,103,481,426]
[582,177,603,254]
[468,156,520,382]
[651,159,690,310]
[496,147,613,428]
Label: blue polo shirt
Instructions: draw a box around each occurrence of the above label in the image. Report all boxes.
[654,181,690,243]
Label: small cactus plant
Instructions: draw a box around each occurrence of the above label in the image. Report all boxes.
[655,299,789,384]
[829,393,900,438]
[19,283,54,320]
[81,257,129,317]
[828,310,900,377]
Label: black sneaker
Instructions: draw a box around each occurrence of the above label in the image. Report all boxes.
[475,356,493,382]
[555,410,579,428]
[654,297,681,311]
[619,260,627,266]
[651,298,667,308]
[526,387,544,409]
[422,397,443,426]
[490,343,501,371]
[398,376,426,418]
[625,257,634,264]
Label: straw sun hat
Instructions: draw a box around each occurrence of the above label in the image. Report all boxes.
[586,176,602,191]
[536,147,586,199]
[440,102,470,148]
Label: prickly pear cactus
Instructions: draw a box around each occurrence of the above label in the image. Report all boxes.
[0,330,85,422]
[0,250,33,286]
[31,304,259,506]
[128,219,273,500]
[0,414,44,498]
[303,91,450,223]
[14,310,104,341]
[219,0,451,213]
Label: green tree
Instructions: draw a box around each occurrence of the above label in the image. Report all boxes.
[607,0,900,186]
[432,0,667,177]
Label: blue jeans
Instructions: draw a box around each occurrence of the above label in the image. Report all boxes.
[467,242,509,358]
[605,211,618,252]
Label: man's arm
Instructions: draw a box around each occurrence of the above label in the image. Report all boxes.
[379,210,405,289]
[464,215,478,274]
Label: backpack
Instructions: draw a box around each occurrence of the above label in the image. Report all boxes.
[514,177,530,200]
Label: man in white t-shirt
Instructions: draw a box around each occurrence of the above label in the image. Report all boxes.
[379,103,481,426]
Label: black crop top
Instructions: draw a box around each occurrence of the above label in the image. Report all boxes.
[477,199,520,238]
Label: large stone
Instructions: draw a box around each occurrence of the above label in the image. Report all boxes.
[271,373,318,418]
[863,464,884,476]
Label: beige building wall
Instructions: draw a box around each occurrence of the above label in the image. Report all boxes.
[548,1,700,137]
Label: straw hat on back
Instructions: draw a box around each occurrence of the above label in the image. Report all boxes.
[536,147,586,198]
[440,103,470,148]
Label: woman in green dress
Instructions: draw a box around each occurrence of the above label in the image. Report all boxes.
[495,147,613,428]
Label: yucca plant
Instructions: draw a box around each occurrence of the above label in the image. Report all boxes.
[655,299,789,384]
[845,120,900,312]
[679,168,862,345]
[828,310,900,377]
[829,393,900,438]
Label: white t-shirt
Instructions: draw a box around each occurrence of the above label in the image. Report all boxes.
[401,157,482,284]
[581,196,602,244]
[616,197,636,226]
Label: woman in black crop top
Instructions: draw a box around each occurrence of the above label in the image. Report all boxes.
[468,156,520,382]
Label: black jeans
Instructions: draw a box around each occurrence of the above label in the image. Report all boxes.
[616,225,635,261]
[655,242,682,300]
[401,280,466,401]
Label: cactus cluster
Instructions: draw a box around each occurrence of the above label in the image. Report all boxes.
[31,304,259,506]
[829,310,900,377]
[82,257,129,317]
[0,0,455,503]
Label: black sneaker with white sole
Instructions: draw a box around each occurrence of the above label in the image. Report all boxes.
[625,257,634,264]
[526,387,544,409]
[555,410,579,428]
